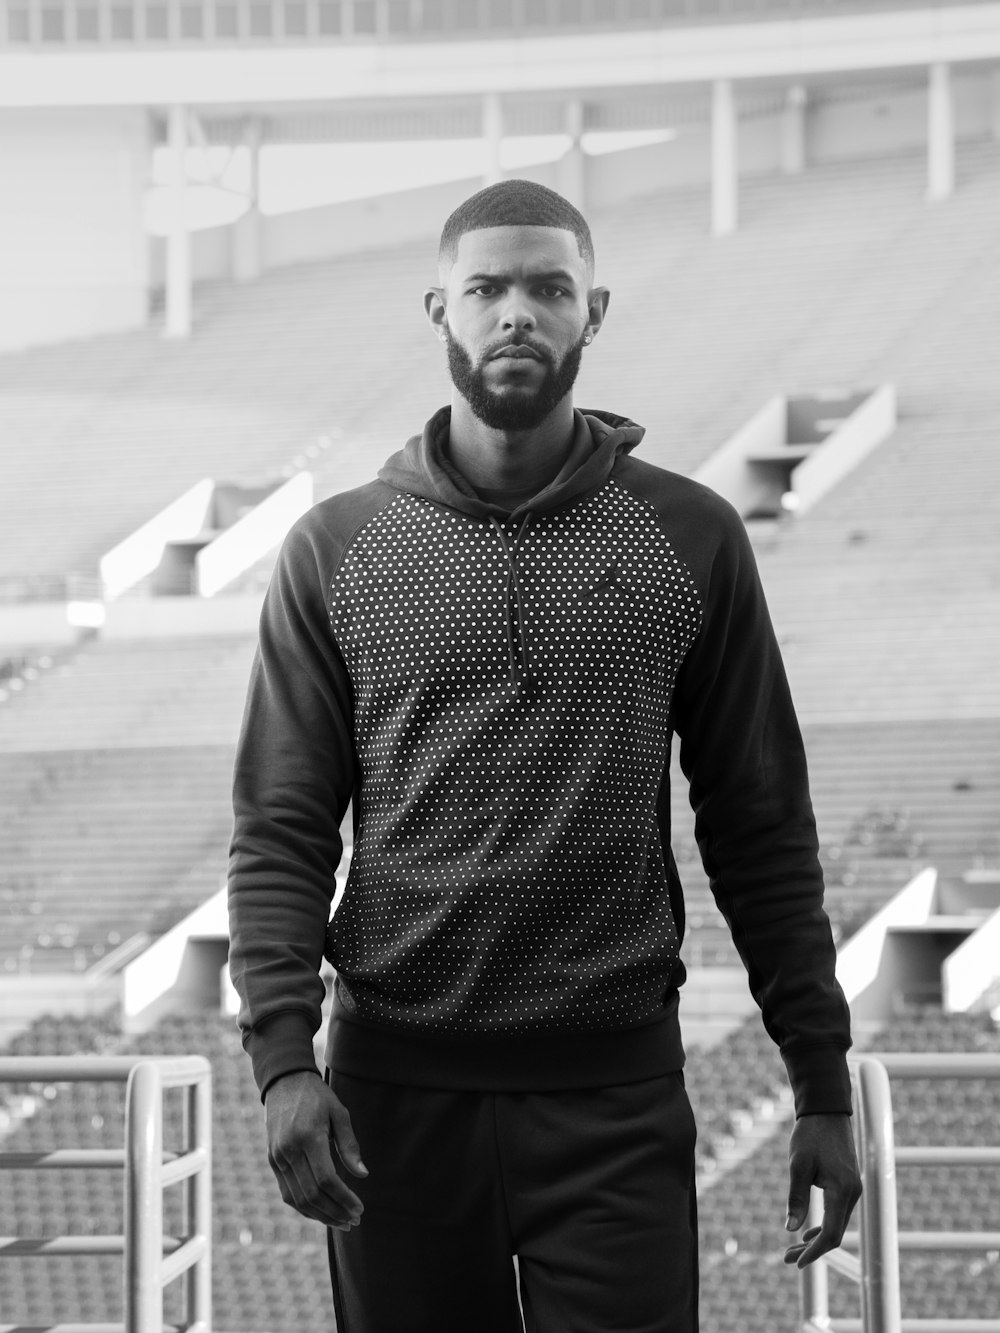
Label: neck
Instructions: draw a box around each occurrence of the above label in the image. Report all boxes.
[446,394,576,501]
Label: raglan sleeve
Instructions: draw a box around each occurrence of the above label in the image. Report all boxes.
[670,501,853,1116]
[227,515,357,1101]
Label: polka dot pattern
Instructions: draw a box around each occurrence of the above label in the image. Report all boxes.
[326,480,703,1035]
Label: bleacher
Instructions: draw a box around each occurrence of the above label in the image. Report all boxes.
[692,1010,1000,1333]
[0,1010,331,1331]
[0,637,255,970]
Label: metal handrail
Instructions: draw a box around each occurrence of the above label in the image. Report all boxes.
[0,1055,212,1333]
[800,1052,1000,1333]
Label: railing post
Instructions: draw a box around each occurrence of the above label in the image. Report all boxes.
[187,1067,214,1329]
[125,1060,165,1333]
[855,1058,902,1333]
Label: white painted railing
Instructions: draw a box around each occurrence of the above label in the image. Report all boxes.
[800,1053,1000,1333]
[0,1055,212,1333]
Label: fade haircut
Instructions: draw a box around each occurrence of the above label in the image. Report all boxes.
[438,179,595,282]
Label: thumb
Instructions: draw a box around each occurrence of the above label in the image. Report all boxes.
[328,1089,369,1178]
[786,1157,813,1232]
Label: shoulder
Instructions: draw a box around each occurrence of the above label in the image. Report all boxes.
[612,454,750,565]
[265,480,399,608]
[279,480,397,570]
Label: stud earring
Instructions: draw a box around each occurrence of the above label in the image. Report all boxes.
[584,332,593,345]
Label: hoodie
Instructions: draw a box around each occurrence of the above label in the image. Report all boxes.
[228,406,853,1113]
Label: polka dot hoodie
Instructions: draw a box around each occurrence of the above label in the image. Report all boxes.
[229,407,852,1115]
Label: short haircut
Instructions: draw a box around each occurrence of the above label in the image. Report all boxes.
[438,179,595,280]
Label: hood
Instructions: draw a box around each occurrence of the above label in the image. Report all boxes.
[377,405,645,520]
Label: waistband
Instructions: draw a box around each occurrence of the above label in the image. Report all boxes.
[325,989,684,1091]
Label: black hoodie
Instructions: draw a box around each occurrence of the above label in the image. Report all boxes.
[228,406,852,1113]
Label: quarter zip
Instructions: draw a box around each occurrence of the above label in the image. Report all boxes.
[490,513,533,686]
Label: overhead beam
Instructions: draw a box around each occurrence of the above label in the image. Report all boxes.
[2,6,1000,107]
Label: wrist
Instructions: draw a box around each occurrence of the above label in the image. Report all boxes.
[263,1066,322,1103]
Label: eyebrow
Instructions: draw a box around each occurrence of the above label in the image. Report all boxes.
[464,269,579,287]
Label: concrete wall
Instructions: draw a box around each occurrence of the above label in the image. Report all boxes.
[808,70,996,164]
[0,107,151,353]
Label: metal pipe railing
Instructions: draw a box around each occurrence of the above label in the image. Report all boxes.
[799,1052,1000,1333]
[0,1055,212,1333]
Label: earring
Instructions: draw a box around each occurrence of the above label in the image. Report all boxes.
[584,332,593,345]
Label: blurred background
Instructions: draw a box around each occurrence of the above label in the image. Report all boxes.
[1,1,999,1328]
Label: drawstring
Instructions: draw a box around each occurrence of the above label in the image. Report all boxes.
[490,514,533,685]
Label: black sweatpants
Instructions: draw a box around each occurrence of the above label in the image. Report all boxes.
[325,1069,699,1333]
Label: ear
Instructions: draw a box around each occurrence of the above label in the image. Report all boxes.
[425,287,447,338]
[585,286,611,342]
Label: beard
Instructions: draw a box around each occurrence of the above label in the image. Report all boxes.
[445,329,587,432]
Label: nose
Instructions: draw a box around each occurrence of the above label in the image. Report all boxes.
[499,294,536,336]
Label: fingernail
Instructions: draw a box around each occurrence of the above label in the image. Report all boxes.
[357,1161,369,1176]
[786,1214,800,1231]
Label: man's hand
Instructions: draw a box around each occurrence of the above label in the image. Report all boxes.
[782,1112,862,1268]
[264,1070,368,1231]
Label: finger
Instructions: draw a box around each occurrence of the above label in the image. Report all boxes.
[795,1198,856,1268]
[786,1147,815,1233]
[782,1226,821,1265]
[290,1154,365,1227]
[271,1144,365,1228]
[270,1152,357,1227]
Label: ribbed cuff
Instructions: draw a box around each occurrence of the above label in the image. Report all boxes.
[781,1044,853,1117]
[245,1010,321,1102]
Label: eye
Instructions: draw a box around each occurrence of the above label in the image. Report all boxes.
[469,284,500,297]
[538,285,567,299]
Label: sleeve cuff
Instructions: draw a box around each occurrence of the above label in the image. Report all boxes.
[244,1010,321,1103]
[781,1044,853,1117]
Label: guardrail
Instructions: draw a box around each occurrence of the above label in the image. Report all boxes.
[800,1052,1000,1333]
[0,1055,212,1333]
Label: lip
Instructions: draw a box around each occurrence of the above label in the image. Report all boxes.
[491,345,542,360]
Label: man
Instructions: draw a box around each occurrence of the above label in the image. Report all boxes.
[228,179,861,1333]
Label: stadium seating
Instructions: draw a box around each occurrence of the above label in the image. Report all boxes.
[0,636,256,970]
[2,129,1000,1330]
[694,1009,1000,1333]
[0,744,235,971]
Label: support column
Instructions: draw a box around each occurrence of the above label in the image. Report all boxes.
[780,83,807,176]
[164,104,192,339]
[482,93,504,187]
[232,115,263,283]
[556,98,586,210]
[711,78,738,237]
[927,61,955,202]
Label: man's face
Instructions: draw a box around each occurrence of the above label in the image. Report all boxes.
[436,226,595,432]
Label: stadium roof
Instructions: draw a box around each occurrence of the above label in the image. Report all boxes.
[1,0,998,51]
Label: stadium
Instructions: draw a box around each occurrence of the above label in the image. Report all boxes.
[1,0,999,1329]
